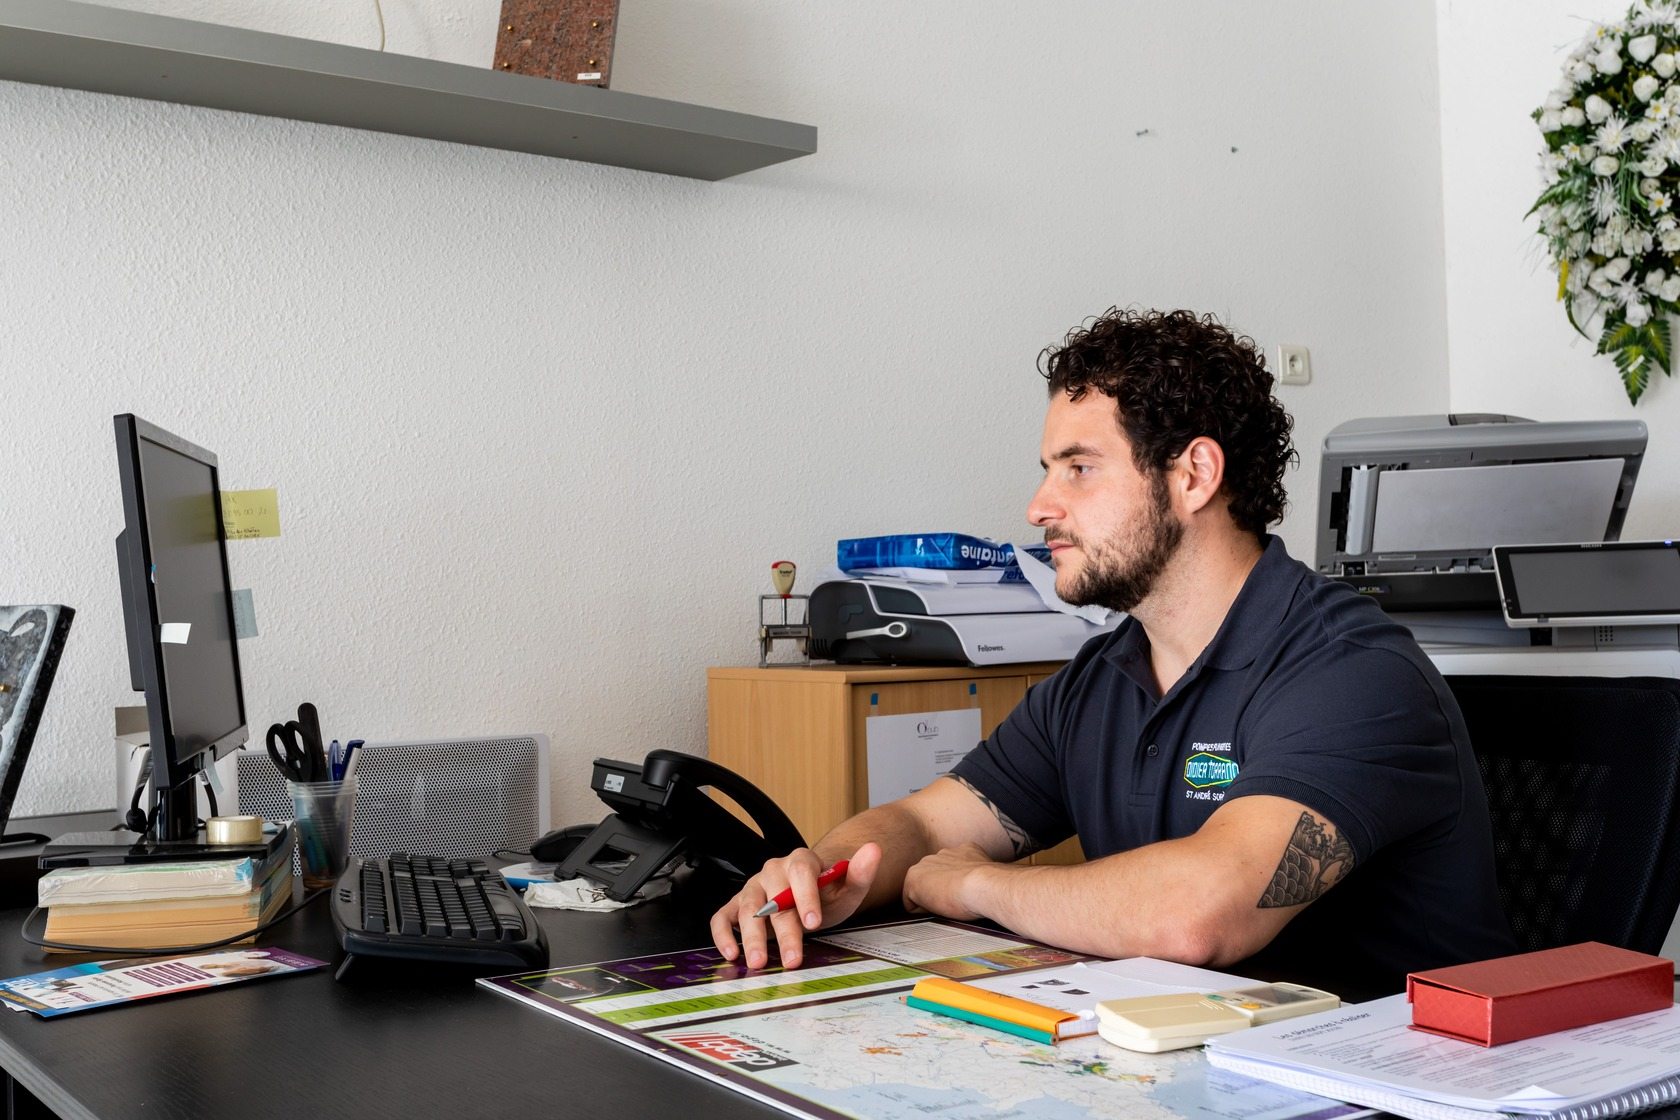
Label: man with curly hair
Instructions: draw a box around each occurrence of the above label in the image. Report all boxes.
[713,308,1515,994]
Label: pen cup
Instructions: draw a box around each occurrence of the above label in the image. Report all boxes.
[286,776,357,889]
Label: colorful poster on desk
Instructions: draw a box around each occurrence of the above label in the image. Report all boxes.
[478,918,1371,1120]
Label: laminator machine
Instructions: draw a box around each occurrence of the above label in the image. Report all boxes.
[1315,414,1648,646]
[806,579,1120,665]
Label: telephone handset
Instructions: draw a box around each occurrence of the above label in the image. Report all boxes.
[557,749,806,902]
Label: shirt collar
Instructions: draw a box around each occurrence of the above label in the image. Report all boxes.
[1201,534,1301,671]
[1102,534,1301,684]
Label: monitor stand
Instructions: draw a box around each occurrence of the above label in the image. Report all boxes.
[37,825,286,868]
[0,831,51,847]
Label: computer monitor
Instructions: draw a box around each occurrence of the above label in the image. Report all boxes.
[113,414,249,842]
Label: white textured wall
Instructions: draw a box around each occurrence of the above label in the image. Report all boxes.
[1,2,1452,825]
[1438,0,1680,535]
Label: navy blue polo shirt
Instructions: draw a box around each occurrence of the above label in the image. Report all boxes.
[951,536,1516,994]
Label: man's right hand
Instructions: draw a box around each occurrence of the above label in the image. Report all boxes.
[709,843,882,970]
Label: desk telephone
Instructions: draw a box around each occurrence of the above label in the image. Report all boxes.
[555,749,806,901]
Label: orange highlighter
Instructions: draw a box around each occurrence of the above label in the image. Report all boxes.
[754,861,850,918]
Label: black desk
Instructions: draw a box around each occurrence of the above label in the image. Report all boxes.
[0,867,785,1120]
[3,864,1678,1120]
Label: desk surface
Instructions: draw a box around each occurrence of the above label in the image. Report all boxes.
[0,868,784,1120]
[3,868,1679,1120]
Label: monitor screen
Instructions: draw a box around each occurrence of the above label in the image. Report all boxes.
[1496,541,1680,621]
[115,415,247,839]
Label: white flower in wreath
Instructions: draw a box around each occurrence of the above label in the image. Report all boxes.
[1593,179,1623,220]
[1564,106,1589,127]
[1541,109,1565,132]
[1664,275,1680,300]
[1653,131,1680,162]
[1587,93,1615,122]
[1596,49,1626,74]
[1545,91,1569,111]
[1594,153,1622,174]
[1662,226,1680,251]
[1647,268,1669,293]
[1571,231,1592,254]
[1598,115,1631,150]
[1646,100,1673,125]
[1659,52,1680,76]
[1631,32,1660,60]
[1622,228,1655,255]
[1594,229,1620,255]
[1574,59,1600,84]
[1633,119,1658,143]
[1636,74,1664,101]
[1624,294,1651,328]
[1666,83,1680,104]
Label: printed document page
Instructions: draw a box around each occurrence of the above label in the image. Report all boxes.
[1208,993,1680,1111]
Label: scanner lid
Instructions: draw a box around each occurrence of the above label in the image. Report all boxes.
[1314,414,1646,576]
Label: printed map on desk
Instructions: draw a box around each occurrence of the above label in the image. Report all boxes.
[479,918,1369,1120]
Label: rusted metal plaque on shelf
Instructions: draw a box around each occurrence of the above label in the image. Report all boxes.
[494,0,620,88]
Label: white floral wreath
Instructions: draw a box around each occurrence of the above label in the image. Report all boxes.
[1532,1,1680,402]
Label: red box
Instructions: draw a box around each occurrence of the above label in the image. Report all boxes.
[1407,942,1673,1046]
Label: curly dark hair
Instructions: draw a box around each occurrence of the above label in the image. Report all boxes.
[1039,307,1297,538]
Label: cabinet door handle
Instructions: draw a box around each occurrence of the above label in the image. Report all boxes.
[846,621,909,640]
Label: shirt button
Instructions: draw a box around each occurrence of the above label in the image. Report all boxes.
[1145,743,1159,758]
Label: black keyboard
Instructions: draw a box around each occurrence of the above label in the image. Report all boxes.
[330,853,549,976]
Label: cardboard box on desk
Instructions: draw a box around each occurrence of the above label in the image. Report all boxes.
[1407,941,1673,1046]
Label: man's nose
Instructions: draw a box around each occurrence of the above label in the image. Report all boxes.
[1027,479,1060,527]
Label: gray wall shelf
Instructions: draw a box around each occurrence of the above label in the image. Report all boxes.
[0,0,817,180]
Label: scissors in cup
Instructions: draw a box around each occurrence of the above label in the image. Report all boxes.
[265,701,328,782]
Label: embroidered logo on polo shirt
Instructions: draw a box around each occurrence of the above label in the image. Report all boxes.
[1183,751,1239,789]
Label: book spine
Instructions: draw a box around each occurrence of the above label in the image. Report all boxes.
[906,995,1056,1045]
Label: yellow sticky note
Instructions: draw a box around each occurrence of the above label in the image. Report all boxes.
[221,488,281,540]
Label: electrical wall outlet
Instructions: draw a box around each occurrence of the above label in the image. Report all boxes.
[1277,344,1311,386]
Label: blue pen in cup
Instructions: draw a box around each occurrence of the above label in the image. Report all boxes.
[328,740,343,781]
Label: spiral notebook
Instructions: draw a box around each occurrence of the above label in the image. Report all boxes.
[1205,993,1680,1120]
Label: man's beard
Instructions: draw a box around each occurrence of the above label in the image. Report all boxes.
[1050,472,1183,613]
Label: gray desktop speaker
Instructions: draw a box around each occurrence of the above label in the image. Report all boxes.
[235,735,552,864]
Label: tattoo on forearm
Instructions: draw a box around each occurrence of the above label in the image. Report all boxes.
[1258,812,1356,908]
[949,776,1040,859]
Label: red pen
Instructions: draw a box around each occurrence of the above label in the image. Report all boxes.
[754,860,850,918]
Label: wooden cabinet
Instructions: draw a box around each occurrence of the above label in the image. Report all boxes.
[707,663,1081,865]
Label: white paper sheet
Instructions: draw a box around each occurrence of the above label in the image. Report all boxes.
[864,708,983,807]
[1208,993,1680,1111]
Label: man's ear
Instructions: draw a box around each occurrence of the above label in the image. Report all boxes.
[1172,436,1226,515]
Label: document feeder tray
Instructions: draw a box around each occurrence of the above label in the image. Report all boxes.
[1315,414,1645,613]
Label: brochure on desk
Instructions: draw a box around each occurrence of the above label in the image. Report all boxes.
[0,948,326,1017]
[479,918,1370,1120]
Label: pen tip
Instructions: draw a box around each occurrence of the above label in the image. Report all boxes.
[753,901,778,919]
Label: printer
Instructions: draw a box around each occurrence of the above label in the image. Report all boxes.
[1315,414,1647,643]
[807,579,1121,665]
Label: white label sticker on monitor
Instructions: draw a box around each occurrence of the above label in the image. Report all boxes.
[159,622,191,644]
[604,774,625,793]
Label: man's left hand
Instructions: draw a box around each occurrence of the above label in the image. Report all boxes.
[902,841,1005,920]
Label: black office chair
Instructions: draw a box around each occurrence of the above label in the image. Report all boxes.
[1446,674,1680,955]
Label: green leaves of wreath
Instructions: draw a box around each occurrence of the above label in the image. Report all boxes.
[1598,314,1671,400]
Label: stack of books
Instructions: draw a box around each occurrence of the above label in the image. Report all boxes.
[37,830,294,951]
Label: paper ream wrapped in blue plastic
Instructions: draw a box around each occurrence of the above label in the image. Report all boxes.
[837,534,1049,572]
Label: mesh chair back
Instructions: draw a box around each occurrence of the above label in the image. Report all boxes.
[1446,675,1680,955]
